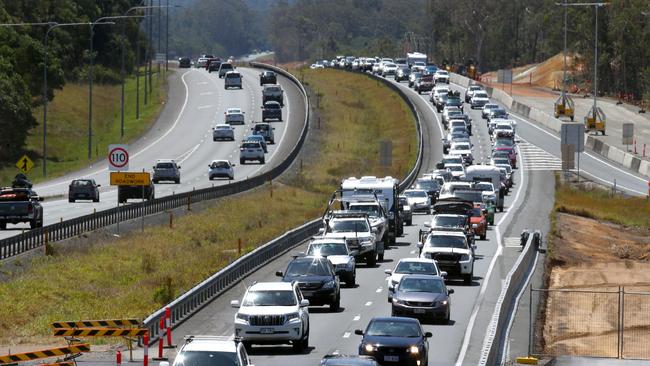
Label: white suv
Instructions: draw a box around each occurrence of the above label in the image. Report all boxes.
[417,230,475,285]
[231,282,310,352]
[162,335,252,366]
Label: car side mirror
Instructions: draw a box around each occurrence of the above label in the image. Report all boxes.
[275,271,284,277]
[318,228,325,235]
[354,329,364,336]
[230,300,240,308]
[97,184,101,187]
[440,271,448,277]
[384,269,392,275]
[417,242,424,249]
[177,166,181,169]
[300,299,310,307]
[231,164,236,167]
[448,289,455,294]
[424,332,433,338]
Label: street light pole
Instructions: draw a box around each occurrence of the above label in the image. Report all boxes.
[166,0,169,72]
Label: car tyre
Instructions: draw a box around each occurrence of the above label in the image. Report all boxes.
[240,158,245,165]
[347,273,356,287]
[293,330,308,352]
[366,251,376,267]
[480,232,487,240]
[0,222,6,230]
[406,219,412,226]
[260,158,265,164]
[242,341,252,352]
[378,253,384,262]
[330,294,340,312]
[93,197,99,203]
[69,198,74,203]
[464,272,473,285]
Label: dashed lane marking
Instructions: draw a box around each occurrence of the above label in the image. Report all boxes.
[197,105,213,109]
[376,288,383,293]
[353,315,361,321]
[343,332,351,338]
[365,301,372,306]
[503,237,522,248]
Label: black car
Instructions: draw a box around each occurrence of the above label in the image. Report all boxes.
[117,181,155,204]
[321,354,378,366]
[178,57,191,68]
[277,256,341,311]
[259,71,277,85]
[356,317,431,366]
[262,101,282,122]
[207,59,221,73]
[68,179,100,203]
[414,178,440,203]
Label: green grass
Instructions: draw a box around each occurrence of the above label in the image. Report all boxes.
[0,68,417,343]
[554,180,650,228]
[0,70,167,185]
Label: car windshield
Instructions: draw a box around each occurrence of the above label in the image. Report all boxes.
[493,159,509,165]
[216,125,230,130]
[174,350,237,366]
[242,290,296,306]
[329,219,369,233]
[265,103,280,110]
[425,235,467,249]
[453,190,484,203]
[437,71,449,76]
[210,162,230,169]
[266,86,280,92]
[432,216,465,228]
[415,180,439,190]
[226,73,239,78]
[470,208,483,217]
[366,320,422,338]
[469,86,481,91]
[286,259,331,276]
[254,125,270,131]
[307,243,348,256]
[242,142,260,149]
[452,143,470,150]
[447,165,463,172]
[72,180,93,186]
[156,163,174,169]
[475,183,494,192]
[474,92,488,98]
[497,124,513,130]
[220,64,233,70]
[227,109,241,114]
[495,139,514,147]
[485,104,498,110]
[349,204,380,217]
[398,277,445,293]
[404,190,427,198]
[394,261,437,275]
[443,157,462,164]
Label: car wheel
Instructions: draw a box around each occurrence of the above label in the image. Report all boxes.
[330,295,340,312]
[153,179,158,184]
[499,206,504,212]
[481,232,487,240]
[445,310,451,324]
[0,222,6,230]
[93,197,99,203]
[260,158,265,164]
[242,341,252,352]
[240,159,245,164]
[464,272,473,285]
[347,273,356,287]
[69,198,74,203]
[378,253,384,262]
[406,219,412,226]
[175,179,180,184]
[30,219,38,229]
[229,175,234,180]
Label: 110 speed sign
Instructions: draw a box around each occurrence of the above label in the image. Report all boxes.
[108,144,129,171]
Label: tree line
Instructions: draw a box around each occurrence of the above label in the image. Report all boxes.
[265,0,650,103]
[0,0,160,163]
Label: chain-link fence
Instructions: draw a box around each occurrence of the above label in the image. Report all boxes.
[530,287,650,360]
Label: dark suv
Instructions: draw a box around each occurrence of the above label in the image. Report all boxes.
[178,57,191,68]
[259,71,277,85]
[207,58,221,73]
[262,101,282,122]
[277,256,341,311]
[68,179,100,202]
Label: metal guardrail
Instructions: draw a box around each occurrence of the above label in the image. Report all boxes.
[141,66,425,343]
[0,63,310,261]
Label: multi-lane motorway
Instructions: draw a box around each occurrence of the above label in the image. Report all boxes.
[0,66,306,239]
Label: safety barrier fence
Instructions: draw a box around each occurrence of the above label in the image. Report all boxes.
[142,67,425,343]
[0,62,310,261]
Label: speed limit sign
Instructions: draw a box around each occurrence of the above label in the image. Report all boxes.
[108,144,129,171]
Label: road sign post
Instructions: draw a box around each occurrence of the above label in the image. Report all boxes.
[108,144,129,171]
[622,123,633,151]
[561,123,585,181]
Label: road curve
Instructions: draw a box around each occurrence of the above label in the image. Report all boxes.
[0,67,306,239]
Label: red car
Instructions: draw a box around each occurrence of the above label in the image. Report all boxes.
[469,205,488,240]
[494,146,517,168]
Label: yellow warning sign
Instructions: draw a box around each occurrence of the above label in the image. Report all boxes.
[110,172,150,186]
[16,155,34,174]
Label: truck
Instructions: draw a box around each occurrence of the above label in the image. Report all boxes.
[340,176,403,245]
[406,52,428,67]
[464,165,505,212]
[262,84,284,106]
[0,187,44,230]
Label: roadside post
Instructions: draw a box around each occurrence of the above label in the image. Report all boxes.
[622,123,633,152]
[561,123,585,181]
[109,171,150,233]
[109,144,129,236]
[164,307,175,348]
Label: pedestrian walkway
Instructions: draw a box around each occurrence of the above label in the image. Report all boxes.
[518,139,562,171]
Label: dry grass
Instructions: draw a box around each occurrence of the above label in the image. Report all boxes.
[0,68,416,344]
[0,71,167,185]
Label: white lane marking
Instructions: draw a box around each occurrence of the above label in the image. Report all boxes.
[333,350,340,355]
[197,81,208,85]
[200,91,214,96]
[454,136,527,366]
[177,144,201,165]
[38,69,194,191]
[410,250,416,254]
[376,288,383,293]
[503,237,522,248]
[197,105,213,109]
[353,315,361,321]
[343,332,351,338]
[365,301,372,306]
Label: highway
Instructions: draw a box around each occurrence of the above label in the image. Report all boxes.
[0,66,306,238]
[166,71,536,366]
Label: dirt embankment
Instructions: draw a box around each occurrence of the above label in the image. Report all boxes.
[541,212,650,358]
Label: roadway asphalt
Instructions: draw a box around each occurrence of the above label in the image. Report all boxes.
[0,66,306,239]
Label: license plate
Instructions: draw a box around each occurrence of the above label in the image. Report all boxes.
[414,308,426,314]
[260,328,274,334]
[384,355,399,362]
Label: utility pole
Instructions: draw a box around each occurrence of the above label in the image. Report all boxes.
[166,0,169,72]
[158,0,161,77]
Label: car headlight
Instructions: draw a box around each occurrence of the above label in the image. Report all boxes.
[392,298,404,305]
[409,346,419,354]
[437,300,448,306]
[286,312,299,321]
[236,313,248,322]
[364,344,376,353]
[361,240,374,247]
[460,254,471,261]
[323,280,336,289]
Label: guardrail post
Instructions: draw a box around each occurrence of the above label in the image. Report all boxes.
[187,195,191,211]
[169,212,173,229]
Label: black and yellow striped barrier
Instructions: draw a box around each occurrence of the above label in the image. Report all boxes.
[51,319,140,329]
[0,344,90,364]
[40,362,74,366]
[53,328,148,337]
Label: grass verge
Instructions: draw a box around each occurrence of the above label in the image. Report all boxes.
[0,70,167,185]
[0,68,416,344]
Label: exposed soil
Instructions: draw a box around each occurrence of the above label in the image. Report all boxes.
[541,212,650,358]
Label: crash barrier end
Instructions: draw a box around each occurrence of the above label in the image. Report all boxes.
[0,344,91,364]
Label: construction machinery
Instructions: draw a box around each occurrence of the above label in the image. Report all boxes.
[554,93,575,121]
[584,104,606,135]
